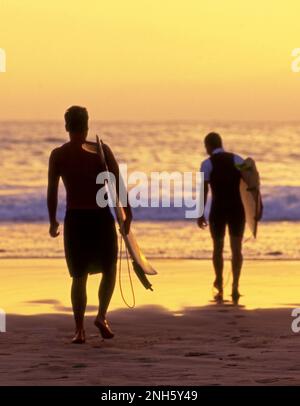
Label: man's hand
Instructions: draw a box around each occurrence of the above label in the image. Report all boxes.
[49,220,60,238]
[197,215,208,229]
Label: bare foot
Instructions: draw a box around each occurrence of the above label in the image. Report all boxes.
[213,279,223,302]
[231,287,241,304]
[94,317,114,339]
[72,329,86,344]
[213,291,224,303]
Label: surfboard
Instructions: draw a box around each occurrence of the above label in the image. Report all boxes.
[238,157,262,238]
[82,137,157,290]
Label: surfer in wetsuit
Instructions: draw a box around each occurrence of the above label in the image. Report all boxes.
[197,132,245,303]
[47,106,132,343]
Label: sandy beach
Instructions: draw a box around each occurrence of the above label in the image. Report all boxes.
[0,259,299,386]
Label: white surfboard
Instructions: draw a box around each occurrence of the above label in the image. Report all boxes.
[83,137,157,289]
[238,157,262,238]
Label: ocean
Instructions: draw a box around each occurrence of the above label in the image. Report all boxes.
[1,121,300,260]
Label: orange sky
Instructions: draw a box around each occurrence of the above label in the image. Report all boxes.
[1,0,300,120]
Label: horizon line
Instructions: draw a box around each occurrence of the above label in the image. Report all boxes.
[1,118,300,124]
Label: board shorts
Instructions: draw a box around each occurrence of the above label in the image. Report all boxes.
[209,205,245,240]
[64,209,118,278]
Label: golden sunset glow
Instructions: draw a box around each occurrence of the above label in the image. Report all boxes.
[1,0,300,120]
[2,259,300,315]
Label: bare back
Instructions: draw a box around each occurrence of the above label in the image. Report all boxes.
[50,141,104,210]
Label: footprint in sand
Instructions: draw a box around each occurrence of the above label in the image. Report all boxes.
[31,362,49,367]
[240,341,271,349]
[136,357,157,363]
[23,369,34,373]
[230,336,241,342]
[72,363,87,369]
[46,366,66,372]
[255,378,280,384]
[184,352,212,357]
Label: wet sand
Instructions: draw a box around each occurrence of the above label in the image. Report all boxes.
[0,306,299,385]
[0,259,299,385]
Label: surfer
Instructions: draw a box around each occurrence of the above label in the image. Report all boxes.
[47,106,132,343]
[197,132,245,303]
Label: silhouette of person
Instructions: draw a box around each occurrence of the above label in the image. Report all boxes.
[47,106,132,343]
[197,132,245,303]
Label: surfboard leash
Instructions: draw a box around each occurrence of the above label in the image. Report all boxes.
[118,233,136,309]
[211,268,231,298]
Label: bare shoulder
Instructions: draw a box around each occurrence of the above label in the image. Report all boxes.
[49,144,70,170]
[50,142,69,157]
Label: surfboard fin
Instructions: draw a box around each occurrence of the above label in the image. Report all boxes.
[132,261,153,291]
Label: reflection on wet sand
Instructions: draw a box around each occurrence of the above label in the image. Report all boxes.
[1,258,300,315]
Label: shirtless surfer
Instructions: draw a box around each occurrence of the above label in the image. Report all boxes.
[47,106,132,343]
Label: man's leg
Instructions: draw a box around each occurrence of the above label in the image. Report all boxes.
[71,274,88,343]
[229,235,243,299]
[94,265,117,339]
[212,237,224,294]
[209,212,226,299]
[96,264,117,320]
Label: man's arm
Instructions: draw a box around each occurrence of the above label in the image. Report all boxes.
[47,150,60,237]
[203,181,209,207]
[104,144,132,235]
[197,181,209,229]
[197,159,211,229]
